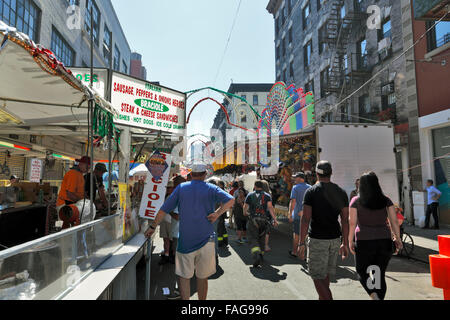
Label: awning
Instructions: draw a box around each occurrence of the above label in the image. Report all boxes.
[0,21,117,132]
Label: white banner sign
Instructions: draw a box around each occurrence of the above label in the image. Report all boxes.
[28,158,42,183]
[70,68,107,98]
[139,152,172,220]
[111,72,186,134]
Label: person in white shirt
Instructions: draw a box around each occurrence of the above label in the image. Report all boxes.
[424,179,442,230]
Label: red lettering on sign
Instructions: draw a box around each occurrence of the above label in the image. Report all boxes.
[148,193,160,201]
[147,201,156,209]
[145,210,156,218]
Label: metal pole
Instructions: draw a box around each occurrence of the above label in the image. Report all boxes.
[108,129,112,216]
[89,5,94,217]
[145,238,152,300]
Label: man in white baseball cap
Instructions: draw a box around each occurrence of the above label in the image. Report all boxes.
[145,162,234,300]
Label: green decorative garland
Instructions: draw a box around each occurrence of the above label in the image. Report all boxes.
[93,103,121,143]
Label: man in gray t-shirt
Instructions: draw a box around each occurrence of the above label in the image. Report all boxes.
[288,172,310,258]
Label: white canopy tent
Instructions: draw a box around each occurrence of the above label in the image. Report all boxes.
[0,21,117,137]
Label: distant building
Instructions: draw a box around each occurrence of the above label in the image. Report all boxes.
[130,52,148,80]
[212,83,273,139]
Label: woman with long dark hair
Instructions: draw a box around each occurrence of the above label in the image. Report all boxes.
[348,172,403,300]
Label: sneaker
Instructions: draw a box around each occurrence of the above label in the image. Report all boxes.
[167,290,181,300]
[242,238,248,243]
[288,250,297,258]
[237,239,244,244]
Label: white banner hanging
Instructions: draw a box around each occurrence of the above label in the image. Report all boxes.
[138,152,172,220]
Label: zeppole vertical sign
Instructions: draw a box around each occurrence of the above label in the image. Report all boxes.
[111,73,186,134]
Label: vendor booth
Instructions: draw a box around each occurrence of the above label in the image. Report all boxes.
[0,21,187,300]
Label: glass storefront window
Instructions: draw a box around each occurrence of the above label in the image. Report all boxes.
[432,126,450,225]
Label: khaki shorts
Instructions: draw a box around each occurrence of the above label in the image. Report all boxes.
[175,242,216,279]
[159,220,172,239]
[307,237,341,280]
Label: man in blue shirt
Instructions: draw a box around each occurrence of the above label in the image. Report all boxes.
[288,172,311,258]
[144,163,234,300]
[424,179,442,229]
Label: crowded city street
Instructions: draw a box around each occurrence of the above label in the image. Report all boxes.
[0,0,449,308]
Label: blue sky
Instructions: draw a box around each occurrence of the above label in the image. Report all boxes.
[111,0,275,137]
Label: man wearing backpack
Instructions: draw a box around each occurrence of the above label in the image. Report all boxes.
[243,180,278,268]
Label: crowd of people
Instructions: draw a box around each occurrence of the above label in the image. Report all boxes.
[143,159,446,301]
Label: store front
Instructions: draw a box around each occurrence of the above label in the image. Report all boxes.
[419,109,450,226]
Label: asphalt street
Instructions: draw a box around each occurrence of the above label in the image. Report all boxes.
[139,220,443,300]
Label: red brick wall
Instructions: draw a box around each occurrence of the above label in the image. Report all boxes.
[412,16,450,117]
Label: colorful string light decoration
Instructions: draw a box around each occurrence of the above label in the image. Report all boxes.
[258,82,315,136]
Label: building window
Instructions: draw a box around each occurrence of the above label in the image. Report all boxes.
[343,54,349,73]
[427,21,450,51]
[320,68,329,98]
[103,24,112,67]
[340,4,346,20]
[282,37,286,57]
[289,61,294,79]
[275,16,280,35]
[276,44,280,60]
[288,27,293,44]
[340,104,350,122]
[122,60,128,74]
[241,95,247,101]
[354,0,363,12]
[304,40,312,70]
[113,45,120,71]
[0,0,41,42]
[253,95,259,106]
[359,94,371,116]
[66,0,80,5]
[378,18,391,41]
[357,38,368,69]
[302,2,310,30]
[305,79,314,94]
[51,27,75,67]
[318,25,326,54]
[85,0,100,46]
[317,0,324,11]
[288,0,292,14]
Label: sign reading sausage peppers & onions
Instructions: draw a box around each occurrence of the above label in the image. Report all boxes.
[111,73,186,134]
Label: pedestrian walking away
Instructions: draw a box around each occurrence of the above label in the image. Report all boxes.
[217,180,229,247]
[261,180,273,252]
[144,163,234,300]
[233,185,248,244]
[288,172,311,258]
[298,161,349,300]
[423,179,442,229]
[243,180,278,268]
[348,172,403,300]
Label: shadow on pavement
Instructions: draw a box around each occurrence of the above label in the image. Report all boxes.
[249,264,287,282]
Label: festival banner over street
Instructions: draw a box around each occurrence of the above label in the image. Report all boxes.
[111,73,186,134]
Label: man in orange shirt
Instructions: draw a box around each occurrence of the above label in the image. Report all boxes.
[56,156,91,213]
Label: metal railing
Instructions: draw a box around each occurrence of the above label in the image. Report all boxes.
[0,214,123,300]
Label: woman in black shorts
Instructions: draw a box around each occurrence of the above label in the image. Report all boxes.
[233,187,248,244]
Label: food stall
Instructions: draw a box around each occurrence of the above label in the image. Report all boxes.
[0,21,125,299]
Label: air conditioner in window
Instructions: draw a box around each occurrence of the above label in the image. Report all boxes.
[381,83,395,96]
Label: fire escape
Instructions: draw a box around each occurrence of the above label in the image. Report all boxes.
[323,0,370,99]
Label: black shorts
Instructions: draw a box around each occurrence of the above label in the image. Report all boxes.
[236,218,247,231]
